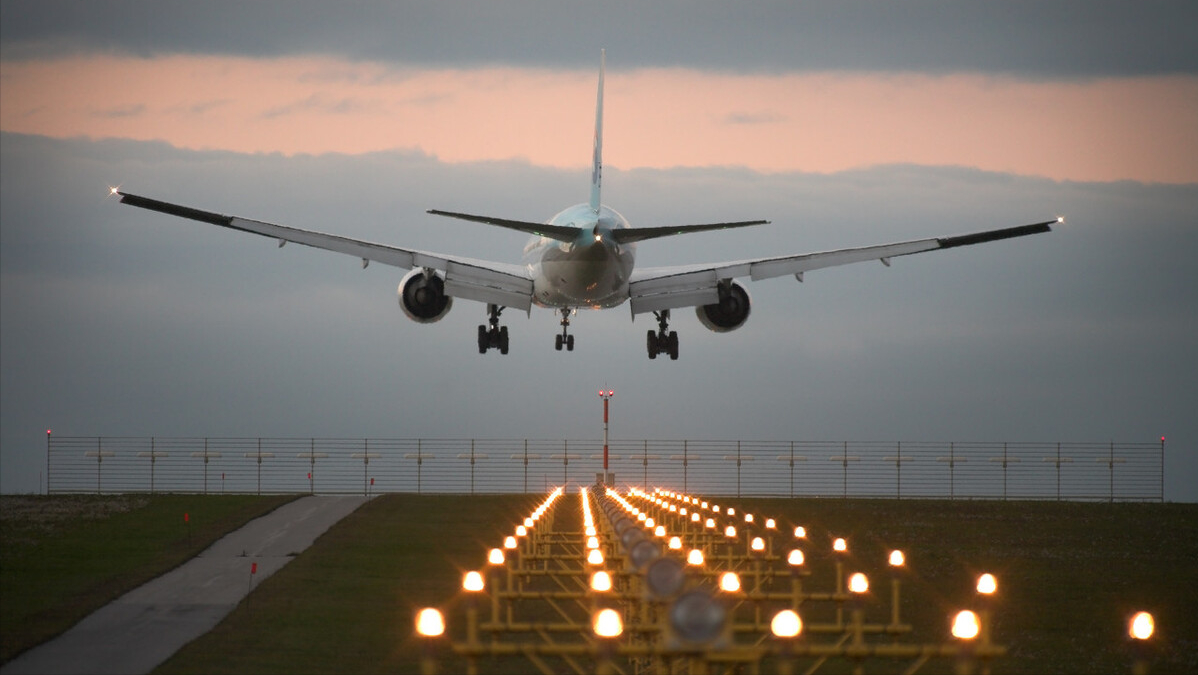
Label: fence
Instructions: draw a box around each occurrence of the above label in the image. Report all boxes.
[44,436,1164,501]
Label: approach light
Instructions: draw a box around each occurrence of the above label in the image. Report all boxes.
[654,525,666,537]
[765,518,776,529]
[462,571,485,592]
[751,537,766,552]
[771,609,803,638]
[889,550,906,567]
[587,536,600,549]
[848,573,869,594]
[977,573,997,595]
[488,548,505,565]
[516,525,527,537]
[745,513,754,523]
[952,610,980,640]
[794,526,807,539]
[705,518,716,529]
[719,571,741,593]
[585,525,596,536]
[687,549,705,566]
[587,549,605,566]
[669,536,683,550]
[727,508,736,516]
[692,513,701,523]
[415,607,445,637]
[593,608,623,638]
[833,537,848,553]
[503,536,517,550]
[1129,611,1154,640]
[590,570,613,592]
[524,517,534,528]
[724,525,737,538]
[787,549,805,566]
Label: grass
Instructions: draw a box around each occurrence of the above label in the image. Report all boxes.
[0,493,296,663]
[150,495,1198,674]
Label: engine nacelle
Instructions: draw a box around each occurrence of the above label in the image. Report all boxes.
[695,279,751,333]
[398,268,453,323]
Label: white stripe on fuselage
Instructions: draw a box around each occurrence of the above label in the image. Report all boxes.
[524,203,635,308]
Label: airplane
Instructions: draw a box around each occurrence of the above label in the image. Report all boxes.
[113,51,1057,360]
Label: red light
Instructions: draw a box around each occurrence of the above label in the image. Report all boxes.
[251,562,258,574]
[608,390,614,396]
[46,429,52,435]
[1161,436,1166,443]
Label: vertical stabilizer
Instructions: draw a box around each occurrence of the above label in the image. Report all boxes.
[589,49,605,214]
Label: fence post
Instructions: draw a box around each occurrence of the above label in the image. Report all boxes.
[523,440,529,493]
[790,441,795,498]
[643,440,649,490]
[683,440,688,493]
[1160,437,1166,502]
[896,442,902,499]
[417,439,423,495]
[728,441,737,498]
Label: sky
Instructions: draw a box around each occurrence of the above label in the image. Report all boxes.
[2,2,1196,499]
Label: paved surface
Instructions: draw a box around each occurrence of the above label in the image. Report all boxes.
[2,495,366,675]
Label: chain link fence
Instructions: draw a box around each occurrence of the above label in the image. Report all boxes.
[44,436,1163,501]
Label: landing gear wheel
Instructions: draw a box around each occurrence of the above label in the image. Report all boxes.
[555,334,564,351]
[566,334,575,351]
[479,305,510,355]
[648,310,679,360]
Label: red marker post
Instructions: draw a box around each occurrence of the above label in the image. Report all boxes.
[184,512,191,544]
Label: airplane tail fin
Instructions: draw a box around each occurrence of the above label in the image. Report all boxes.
[589,49,605,214]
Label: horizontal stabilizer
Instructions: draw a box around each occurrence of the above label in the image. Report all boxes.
[612,219,770,245]
[427,209,580,243]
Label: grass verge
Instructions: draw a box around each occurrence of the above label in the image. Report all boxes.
[0,493,297,663]
[154,496,1196,674]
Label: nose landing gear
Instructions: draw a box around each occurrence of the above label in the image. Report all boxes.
[647,310,679,360]
[555,307,575,351]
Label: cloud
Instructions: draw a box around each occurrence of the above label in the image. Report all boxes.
[3,2,1196,78]
[3,56,1196,183]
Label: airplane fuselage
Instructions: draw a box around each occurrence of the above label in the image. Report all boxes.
[524,203,636,308]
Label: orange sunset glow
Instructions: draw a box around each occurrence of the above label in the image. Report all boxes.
[3,55,1195,184]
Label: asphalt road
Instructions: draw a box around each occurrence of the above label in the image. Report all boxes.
[1,495,366,675]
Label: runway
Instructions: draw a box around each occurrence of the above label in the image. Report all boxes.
[0,495,366,675]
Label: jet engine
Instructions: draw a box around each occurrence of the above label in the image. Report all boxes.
[695,280,751,333]
[398,268,453,323]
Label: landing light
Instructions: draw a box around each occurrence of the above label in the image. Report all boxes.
[977,573,997,595]
[591,571,613,592]
[771,609,803,638]
[719,571,741,593]
[593,608,623,638]
[462,571,485,592]
[1129,611,1154,640]
[952,610,980,640]
[415,608,445,637]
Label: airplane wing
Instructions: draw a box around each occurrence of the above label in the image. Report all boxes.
[115,192,534,311]
[627,219,1058,315]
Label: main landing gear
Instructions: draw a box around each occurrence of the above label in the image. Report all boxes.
[478,304,509,354]
[555,307,575,351]
[647,310,679,360]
